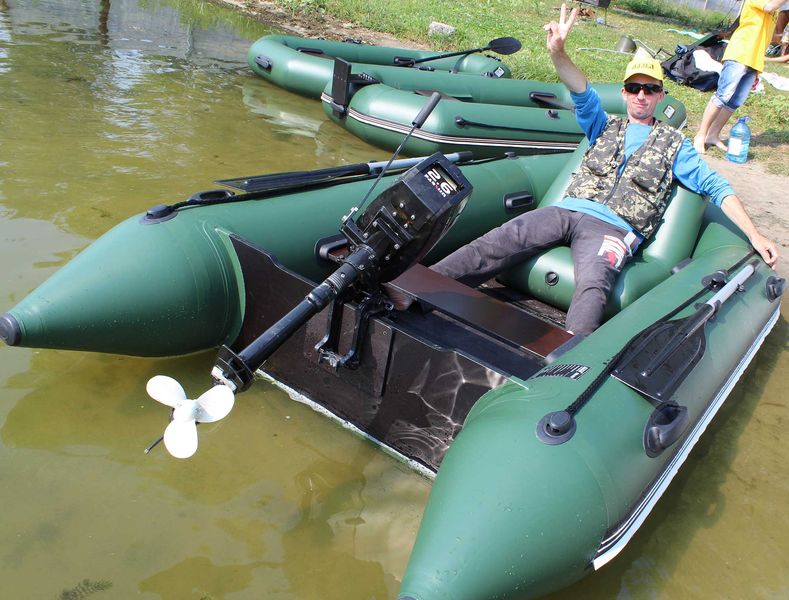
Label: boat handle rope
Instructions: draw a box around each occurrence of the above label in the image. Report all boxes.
[454,116,580,134]
[537,250,758,445]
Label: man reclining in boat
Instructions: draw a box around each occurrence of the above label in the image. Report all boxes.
[406,4,778,335]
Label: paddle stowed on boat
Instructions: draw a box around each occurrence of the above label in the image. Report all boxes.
[0,97,784,598]
[247,34,688,157]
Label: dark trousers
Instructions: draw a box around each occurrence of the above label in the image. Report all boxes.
[431,206,632,335]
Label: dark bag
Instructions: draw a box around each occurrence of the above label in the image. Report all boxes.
[661,33,728,92]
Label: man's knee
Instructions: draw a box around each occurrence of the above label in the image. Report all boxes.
[566,259,621,334]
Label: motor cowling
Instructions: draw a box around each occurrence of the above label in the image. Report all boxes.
[340,152,471,288]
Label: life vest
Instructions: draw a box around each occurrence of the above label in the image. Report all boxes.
[565,116,684,238]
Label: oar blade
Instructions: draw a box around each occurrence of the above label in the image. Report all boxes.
[487,36,522,55]
[407,36,521,65]
[612,319,707,402]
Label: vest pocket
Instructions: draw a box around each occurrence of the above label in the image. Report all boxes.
[621,180,666,236]
[630,159,670,194]
[584,152,616,176]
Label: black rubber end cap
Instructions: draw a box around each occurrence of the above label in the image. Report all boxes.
[142,204,177,224]
[766,276,786,302]
[0,313,21,346]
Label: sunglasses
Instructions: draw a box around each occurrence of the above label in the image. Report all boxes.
[624,82,663,95]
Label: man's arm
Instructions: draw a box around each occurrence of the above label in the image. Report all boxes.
[763,0,785,12]
[672,142,778,268]
[544,4,588,93]
[720,194,779,268]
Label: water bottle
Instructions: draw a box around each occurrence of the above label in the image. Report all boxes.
[726,116,751,164]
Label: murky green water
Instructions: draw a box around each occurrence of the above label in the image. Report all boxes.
[0,0,786,598]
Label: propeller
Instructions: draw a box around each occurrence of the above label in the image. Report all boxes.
[145,375,235,458]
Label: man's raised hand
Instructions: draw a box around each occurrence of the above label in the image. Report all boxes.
[544,3,578,55]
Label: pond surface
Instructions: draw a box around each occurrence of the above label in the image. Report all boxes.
[0,0,786,598]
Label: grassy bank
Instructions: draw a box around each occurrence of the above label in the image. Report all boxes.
[274,0,788,173]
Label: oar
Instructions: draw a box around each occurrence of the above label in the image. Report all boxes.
[538,256,759,446]
[394,37,522,67]
[612,259,759,402]
[215,152,473,193]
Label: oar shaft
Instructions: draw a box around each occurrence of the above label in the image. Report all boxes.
[367,152,471,174]
[410,47,484,64]
[705,260,758,310]
[640,260,759,377]
[218,153,471,194]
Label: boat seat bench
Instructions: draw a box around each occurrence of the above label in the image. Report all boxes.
[386,264,573,358]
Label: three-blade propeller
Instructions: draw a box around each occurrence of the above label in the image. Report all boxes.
[146,375,235,458]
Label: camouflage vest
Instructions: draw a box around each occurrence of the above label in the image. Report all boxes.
[565,116,684,238]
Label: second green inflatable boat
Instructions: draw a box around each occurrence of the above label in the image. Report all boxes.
[247,34,688,157]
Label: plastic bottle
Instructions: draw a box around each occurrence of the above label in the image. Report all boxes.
[726,116,751,164]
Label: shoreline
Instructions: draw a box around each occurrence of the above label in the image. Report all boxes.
[211,0,427,47]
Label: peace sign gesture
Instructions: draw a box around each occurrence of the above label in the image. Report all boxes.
[544,3,578,55]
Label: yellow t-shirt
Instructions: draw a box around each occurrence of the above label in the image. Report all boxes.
[723,0,778,72]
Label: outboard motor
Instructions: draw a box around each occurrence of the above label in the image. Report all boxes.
[144,92,475,459]
[212,152,472,393]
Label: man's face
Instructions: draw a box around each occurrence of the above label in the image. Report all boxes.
[621,74,665,122]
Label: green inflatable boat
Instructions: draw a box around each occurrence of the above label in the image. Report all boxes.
[1,148,783,599]
[320,69,686,157]
[247,34,514,99]
[247,34,688,157]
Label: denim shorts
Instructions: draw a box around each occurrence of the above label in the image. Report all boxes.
[713,60,758,111]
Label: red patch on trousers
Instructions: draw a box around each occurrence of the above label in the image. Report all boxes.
[597,235,627,270]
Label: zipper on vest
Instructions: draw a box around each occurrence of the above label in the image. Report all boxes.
[599,119,658,208]
[600,155,627,207]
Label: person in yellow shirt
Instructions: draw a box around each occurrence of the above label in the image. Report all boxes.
[772,6,789,55]
[694,0,783,154]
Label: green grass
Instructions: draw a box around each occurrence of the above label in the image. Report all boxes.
[615,0,734,32]
[271,0,788,172]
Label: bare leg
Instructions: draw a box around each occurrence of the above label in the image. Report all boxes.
[694,99,721,154]
[705,105,734,152]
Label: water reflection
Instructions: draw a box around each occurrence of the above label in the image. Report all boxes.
[0,1,10,75]
[139,556,264,598]
[0,344,427,597]
[241,78,324,138]
[0,0,424,597]
[0,0,383,239]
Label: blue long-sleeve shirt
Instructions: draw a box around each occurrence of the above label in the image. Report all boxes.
[556,85,735,241]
